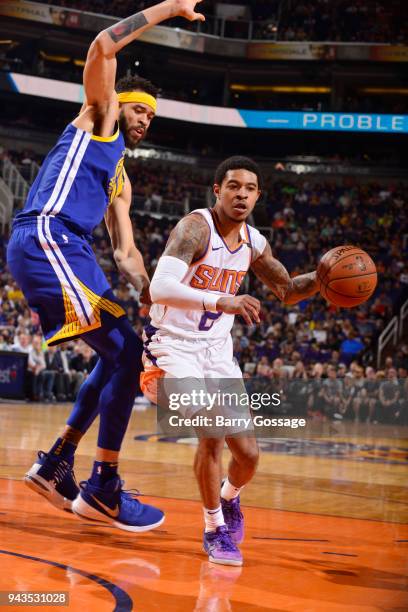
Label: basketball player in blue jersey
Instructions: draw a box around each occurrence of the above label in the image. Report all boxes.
[7,0,206,532]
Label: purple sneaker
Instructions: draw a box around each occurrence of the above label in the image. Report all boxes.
[203,526,243,566]
[221,496,244,544]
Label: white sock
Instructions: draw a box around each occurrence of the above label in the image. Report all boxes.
[203,506,225,532]
[221,478,243,501]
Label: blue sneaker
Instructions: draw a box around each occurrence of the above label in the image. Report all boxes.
[24,451,79,513]
[221,496,244,544]
[72,476,165,533]
[203,526,243,566]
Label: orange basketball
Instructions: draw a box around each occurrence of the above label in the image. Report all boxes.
[317,245,377,308]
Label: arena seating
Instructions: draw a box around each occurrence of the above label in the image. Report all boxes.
[1,149,407,421]
[29,0,406,43]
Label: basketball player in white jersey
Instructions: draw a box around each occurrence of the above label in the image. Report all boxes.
[141,156,319,565]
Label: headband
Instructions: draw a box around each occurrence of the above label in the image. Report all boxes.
[117,91,157,113]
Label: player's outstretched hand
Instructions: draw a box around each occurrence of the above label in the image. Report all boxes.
[216,295,261,326]
[171,0,205,22]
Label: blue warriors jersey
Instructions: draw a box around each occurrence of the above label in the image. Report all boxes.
[8,122,127,344]
[16,123,126,234]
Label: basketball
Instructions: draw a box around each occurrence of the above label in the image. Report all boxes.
[317,245,377,307]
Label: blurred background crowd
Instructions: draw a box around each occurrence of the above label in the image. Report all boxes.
[1,150,407,423]
[31,0,407,43]
[0,0,407,425]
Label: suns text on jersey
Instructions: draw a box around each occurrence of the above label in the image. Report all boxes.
[190,265,246,295]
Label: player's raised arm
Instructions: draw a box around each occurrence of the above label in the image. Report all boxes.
[251,241,319,305]
[150,214,261,325]
[105,171,150,302]
[84,0,204,109]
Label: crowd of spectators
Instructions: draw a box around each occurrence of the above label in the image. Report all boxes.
[32,0,148,18]
[126,158,209,212]
[278,0,406,43]
[0,328,98,402]
[245,358,407,424]
[30,0,406,43]
[0,151,407,423]
[233,178,408,425]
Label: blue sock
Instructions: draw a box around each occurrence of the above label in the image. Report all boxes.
[89,461,119,487]
[66,316,143,452]
[48,437,76,461]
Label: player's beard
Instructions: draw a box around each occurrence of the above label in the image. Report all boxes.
[119,112,144,149]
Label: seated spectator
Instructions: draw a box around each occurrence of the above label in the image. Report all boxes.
[349,365,367,422]
[0,333,10,351]
[11,332,32,354]
[320,365,343,418]
[288,361,309,415]
[384,356,394,374]
[291,360,308,380]
[340,332,365,363]
[27,335,55,401]
[337,362,347,379]
[68,342,97,400]
[358,366,378,423]
[377,368,401,423]
[45,345,71,401]
[256,355,273,379]
[337,373,358,421]
[395,345,408,371]
[307,362,324,416]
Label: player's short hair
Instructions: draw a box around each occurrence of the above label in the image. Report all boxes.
[115,74,159,98]
[214,156,263,190]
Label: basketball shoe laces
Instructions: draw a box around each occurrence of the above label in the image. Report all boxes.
[222,500,243,531]
[38,451,73,485]
[208,526,238,552]
[79,480,141,502]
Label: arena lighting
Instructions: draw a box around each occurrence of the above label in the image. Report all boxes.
[39,51,72,63]
[230,84,331,94]
[360,87,408,95]
[38,51,85,67]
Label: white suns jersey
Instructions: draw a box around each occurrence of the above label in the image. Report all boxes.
[149,208,267,339]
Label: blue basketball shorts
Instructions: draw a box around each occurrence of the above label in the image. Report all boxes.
[7,215,126,346]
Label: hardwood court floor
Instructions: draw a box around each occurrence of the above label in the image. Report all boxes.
[0,402,407,611]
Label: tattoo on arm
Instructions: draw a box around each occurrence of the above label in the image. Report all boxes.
[251,242,318,304]
[164,214,210,266]
[108,12,148,43]
[251,242,291,300]
[285,273,318,304]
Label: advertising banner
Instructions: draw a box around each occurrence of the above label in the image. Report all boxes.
[6,73,408,134]
[0,351,27,400]
[247,43,336,61]
[238,110,408,133]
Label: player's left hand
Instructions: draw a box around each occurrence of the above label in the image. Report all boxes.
[172,0,205,22]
